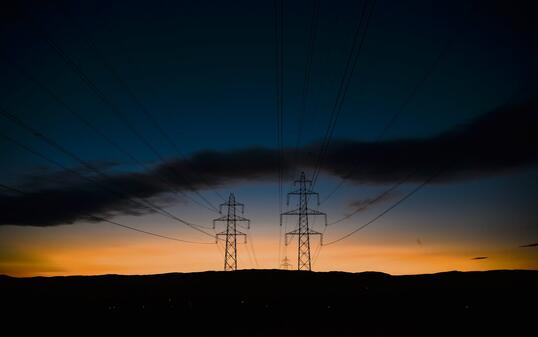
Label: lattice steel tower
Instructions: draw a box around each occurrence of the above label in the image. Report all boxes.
[280,256,293,270]
[281,172,327,271]
[213,193,250,271]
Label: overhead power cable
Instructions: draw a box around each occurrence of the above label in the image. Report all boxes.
[0,108,216,238]
[323,169,442,246]
[19,8,220,213]
[295,0,321,151]
[55,2,226,203]
[320,40,452,205]
[311,0,377,188]
[321,81,532,245]
[0,183,215,244]
[275,0,285,267]
[1,54,217,216]
[328,170,417,225]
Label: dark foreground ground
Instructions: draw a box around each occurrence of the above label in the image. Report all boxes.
[1,269,536,336]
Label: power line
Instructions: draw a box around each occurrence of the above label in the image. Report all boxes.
[320,40,452,205]
[281,0,376,268]
[0,116,215,237]
[311,236,323,267]
[380,41,452,136]
[328,170,417,225]
[290,0,321,215]
[321,80,534,245]
[312,0,376,186]
[0,108,216,238]
[1,53,218,215]
[322,64,533,235]
[215,239,225,260]
[275,0,285,268]
[312,40,453,244]
[0,183,215,244]
[311,0,377,188]
[244,237,256,269]
[247,228,260,268]
[323,169,441,246]
[55,2,226,204]
[311,211,325,268]
[19,8,220,213]
[295,0,320,151]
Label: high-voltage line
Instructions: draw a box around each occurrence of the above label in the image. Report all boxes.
[0,183,214,244]
[0,108,215,238]
[54,2,226,203]
[18,9,220,213]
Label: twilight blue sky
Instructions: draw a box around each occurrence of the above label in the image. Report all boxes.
[0,0,537,275]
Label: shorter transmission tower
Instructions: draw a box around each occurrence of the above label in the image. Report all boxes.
[280,256,293,270]
[281,172,327,271]
[213,193,250,271]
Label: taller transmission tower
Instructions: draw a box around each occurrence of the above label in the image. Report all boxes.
[213,193,250,271]
[281,172,327,271]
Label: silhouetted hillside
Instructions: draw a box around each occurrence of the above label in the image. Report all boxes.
[1,270,536,336]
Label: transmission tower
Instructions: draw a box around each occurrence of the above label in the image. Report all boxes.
[213,193,250,271]
[281,172,327,271]
[280,256,293,270]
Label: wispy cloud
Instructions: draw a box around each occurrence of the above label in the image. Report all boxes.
[519,243,538,248]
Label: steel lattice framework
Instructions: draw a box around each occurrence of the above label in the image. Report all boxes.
[281,172,327,271]
[280,256,293,270]
[213,193,250,271]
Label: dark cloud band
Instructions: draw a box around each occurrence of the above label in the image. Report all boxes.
[1,97,537,226]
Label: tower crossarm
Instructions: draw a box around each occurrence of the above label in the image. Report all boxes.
[280,209,327,226]
[285,228,323,245]
[286,190,319,205]
[216,230,247,243]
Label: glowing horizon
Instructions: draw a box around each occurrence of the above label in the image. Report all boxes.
[2,219,536,277]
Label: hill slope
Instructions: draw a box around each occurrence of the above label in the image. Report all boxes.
[1,269,536,336]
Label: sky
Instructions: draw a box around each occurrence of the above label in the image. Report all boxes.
[0,0,537,276]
